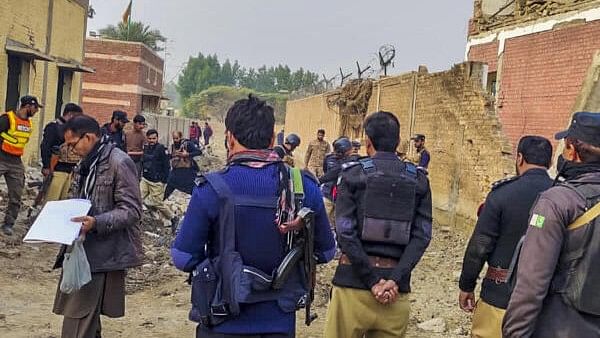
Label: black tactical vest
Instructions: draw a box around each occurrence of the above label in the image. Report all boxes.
[359,158,417,246]
[551,183,600,315]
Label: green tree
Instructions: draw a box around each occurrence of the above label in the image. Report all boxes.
[99,21,166,52]
[182,86,288,123]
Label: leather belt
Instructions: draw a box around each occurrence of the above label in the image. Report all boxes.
[339,254,398,268]
[485,266,508,284]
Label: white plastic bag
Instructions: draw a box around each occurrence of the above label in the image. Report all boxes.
[60,237,92,294]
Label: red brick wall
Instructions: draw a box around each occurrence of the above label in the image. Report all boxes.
[82,39,164,122]
[468,41,499,72]
[83,57,140,85]
[468,20,600,147]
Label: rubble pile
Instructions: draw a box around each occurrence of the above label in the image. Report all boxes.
[127,153,226,293]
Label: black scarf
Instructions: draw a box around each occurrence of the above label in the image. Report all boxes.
[557,161,600,181]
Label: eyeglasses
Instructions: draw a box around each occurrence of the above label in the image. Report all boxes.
[68,133,87,150]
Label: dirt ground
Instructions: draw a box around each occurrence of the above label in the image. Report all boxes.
[0,123,473,338]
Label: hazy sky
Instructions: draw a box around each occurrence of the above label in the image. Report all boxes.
[87,0,473,83]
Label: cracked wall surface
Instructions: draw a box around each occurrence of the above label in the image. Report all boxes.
[285,62,514,229]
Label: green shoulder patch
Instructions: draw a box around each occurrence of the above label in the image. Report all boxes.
[530,214,546,228]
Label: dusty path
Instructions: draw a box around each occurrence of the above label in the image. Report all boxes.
[0,122,473,337]
[0,222,472,338]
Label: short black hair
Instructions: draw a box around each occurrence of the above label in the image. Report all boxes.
[517,135,552,168]
[146,129,158,137]
[63,103,83,116]
[225,94,275,149]
[64,115,100,137]
[364,111,400,152]
[318,129,325,134]
[133,114,146,123]
[568,137,600,164]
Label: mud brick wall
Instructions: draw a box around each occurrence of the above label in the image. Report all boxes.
[285,62,514,229]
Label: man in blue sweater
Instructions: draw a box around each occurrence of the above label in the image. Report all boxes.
[171,95,336,338]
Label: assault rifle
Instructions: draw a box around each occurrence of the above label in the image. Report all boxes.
[273,207,318,326]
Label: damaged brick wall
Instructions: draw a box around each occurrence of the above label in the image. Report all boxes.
[468,18,600,148]
[285,62,514,228]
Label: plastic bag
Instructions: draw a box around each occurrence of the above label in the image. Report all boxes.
[60,237,92,294]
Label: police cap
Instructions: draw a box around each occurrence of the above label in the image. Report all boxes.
[555,112,600,147]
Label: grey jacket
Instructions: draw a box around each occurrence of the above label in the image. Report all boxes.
[503,171,600,337]
[57,142,143,272]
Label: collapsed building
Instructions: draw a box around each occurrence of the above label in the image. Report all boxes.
[285,0,600,228]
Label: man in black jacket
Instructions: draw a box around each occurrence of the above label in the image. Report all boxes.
[319,137,355,230]
[100,110,128,151]
[324,111,432,338]
[140,129,177,228]
[40,103,83,201]
[458,136,553,338]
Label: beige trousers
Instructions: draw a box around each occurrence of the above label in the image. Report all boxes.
[325,286,410,338]
[140,178,173,219]
[46,171,73,202]
[471,299,505,338]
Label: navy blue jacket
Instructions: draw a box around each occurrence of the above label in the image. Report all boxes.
[171,163,335,335]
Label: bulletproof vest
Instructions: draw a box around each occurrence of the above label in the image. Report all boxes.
[359,158,417,246]
[551,182,600,315]
[189,169,306,327]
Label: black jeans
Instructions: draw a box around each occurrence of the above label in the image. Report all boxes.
[196,326,294,338]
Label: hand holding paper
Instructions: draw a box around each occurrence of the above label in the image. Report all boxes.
[71,215,96,234]
[23,199,92,245]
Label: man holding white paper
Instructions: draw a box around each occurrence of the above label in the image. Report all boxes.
[51,115,143,338]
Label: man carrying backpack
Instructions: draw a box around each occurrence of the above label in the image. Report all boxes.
[503,112,600,337]
[171,95,335,338]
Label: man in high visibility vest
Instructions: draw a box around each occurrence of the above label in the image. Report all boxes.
[0,95,40,236]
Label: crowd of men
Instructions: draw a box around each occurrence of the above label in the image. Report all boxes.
[1,93,600,338]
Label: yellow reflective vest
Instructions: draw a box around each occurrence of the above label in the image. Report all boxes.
[0,111,33,157]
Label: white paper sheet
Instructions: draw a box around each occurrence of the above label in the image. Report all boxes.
[23,199,92,245]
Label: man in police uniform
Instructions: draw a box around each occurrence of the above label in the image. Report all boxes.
[0,95,40,235]
[458,136,553,338]
[408,134,430,169]
[40,103,84,201]
[319,137,355,229]
[324,111,432,338]
[503,112,600,337]
[273,133,301,167]
[304,129,330,177]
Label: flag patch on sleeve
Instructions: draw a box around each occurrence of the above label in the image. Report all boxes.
[530,214,545,228]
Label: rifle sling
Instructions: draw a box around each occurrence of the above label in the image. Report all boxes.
[568,202,600,231]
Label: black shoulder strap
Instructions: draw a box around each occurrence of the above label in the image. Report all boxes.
[204,173,235,254]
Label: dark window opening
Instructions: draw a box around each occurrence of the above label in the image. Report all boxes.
[5,55,30,112]
[487,71,497,97]
[55,69,73,118]
[6,55,22,111]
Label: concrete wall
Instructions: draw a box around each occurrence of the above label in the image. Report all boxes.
[142,113,193,148]
[285,62,514,228]
[0,0,88,165]
[468,14,600,148]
